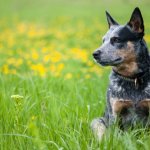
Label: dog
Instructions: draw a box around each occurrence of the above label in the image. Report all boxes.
[91,7,150,140]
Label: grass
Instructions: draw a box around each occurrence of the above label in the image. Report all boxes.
[0,0,150,149]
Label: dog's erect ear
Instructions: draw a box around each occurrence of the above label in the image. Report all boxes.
[106,11,119,28]
[127,7,144,34]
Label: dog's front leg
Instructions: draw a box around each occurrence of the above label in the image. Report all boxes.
[91,117,107,141]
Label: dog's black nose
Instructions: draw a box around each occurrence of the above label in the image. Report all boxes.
[93,50,101,59]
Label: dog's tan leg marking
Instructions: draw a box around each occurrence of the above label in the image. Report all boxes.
[138,99,150,108]
[110,98,133,118]
[91,118,106,141]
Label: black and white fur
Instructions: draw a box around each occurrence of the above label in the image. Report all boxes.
[91,7,150,140]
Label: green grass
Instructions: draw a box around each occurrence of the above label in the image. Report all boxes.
[1,0,150,149]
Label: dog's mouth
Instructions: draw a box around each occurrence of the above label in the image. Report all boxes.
[96,57,123,66]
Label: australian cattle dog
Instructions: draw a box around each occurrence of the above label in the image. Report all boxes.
[91,7,150,140]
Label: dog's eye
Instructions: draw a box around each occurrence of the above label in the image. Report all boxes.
[110,37,121,44]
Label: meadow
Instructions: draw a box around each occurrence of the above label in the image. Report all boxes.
[1,0,150,149]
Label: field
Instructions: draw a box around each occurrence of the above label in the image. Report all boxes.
[1,0,150,149]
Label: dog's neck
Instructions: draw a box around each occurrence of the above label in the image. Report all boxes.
[112,55,150,79]
[112,68,150,88]
[112,61,138,77]
[113,68,149,79]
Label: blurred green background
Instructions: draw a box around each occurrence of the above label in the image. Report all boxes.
[1,0,150,22]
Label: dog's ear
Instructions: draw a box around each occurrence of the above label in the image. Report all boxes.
[127,7,144,34]
[106,11,119,28]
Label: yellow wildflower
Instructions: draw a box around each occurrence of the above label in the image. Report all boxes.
[31,51,39,60]
[70,48,88,62]
[50,51,62,63]
[43,54,51,63]
[2,64,9,74]
[31,64,47,77]
[145,35,150,43]
[28,29,37,38]
[65,73,72,79]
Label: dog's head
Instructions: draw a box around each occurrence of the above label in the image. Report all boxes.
[93,7,148,77]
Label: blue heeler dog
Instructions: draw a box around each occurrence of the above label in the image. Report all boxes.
[91,7,150,140]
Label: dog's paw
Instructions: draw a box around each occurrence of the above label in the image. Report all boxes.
[91,118,106,141]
